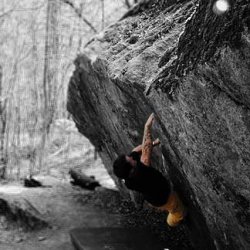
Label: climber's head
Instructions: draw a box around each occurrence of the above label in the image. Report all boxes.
[113,154,137,179]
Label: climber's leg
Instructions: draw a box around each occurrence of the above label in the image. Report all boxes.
[158,192,186,227]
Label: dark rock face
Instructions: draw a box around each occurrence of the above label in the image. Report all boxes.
[67,1,250,249]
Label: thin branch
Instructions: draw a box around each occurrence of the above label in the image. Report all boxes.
[124,0,131,9]
[60,0,97,33]
[0,9,13,19]
[13,2,46,12]
[0,3,18,19]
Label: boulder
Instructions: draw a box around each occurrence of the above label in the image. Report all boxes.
[67,1,250,249]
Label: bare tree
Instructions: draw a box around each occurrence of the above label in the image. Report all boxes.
[27,12,41,177]
[0,66,7,178]
[0,0,126,179]
[61,0,97,33]
[39,0,61,171]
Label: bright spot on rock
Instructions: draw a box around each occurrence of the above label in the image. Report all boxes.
[213,0,230,15]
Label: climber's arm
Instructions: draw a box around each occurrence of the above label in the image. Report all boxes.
[140,113,155,166]
[132,138,160,154]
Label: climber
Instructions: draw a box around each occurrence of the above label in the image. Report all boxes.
[113,113,186,227]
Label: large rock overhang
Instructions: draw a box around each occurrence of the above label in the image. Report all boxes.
[67,0,250,249]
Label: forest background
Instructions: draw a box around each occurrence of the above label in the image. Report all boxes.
[0,0,135,180]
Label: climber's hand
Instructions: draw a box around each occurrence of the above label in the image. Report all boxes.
[145,113,155,128]
[153,138,160,146]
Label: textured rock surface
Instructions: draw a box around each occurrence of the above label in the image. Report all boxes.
[67,0,250,249]
[0,193,48,229]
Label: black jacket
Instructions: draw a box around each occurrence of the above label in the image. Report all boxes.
[125,151,171,207]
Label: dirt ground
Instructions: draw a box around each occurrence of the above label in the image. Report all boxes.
[0,179,121,250]
[0,179,193,250]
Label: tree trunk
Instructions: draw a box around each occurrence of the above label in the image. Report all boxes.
[0,66,7,178]
[39,0,60,172]
[101,0,105,30]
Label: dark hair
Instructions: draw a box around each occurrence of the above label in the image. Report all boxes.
[113,154,132,179]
